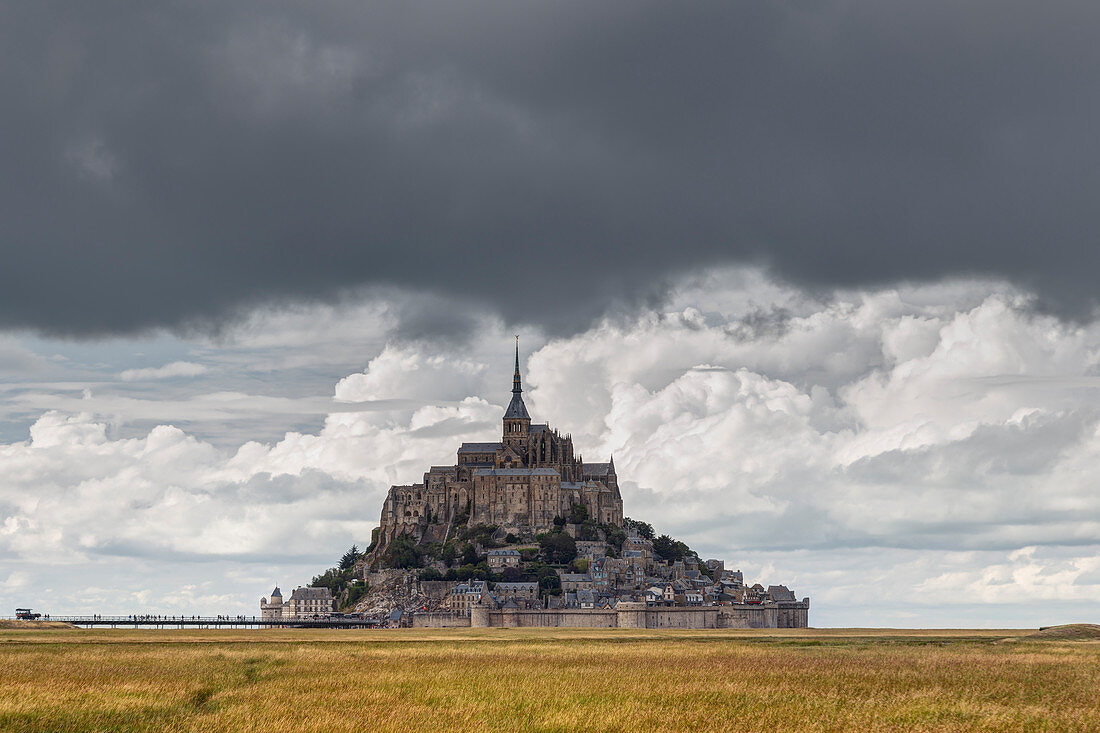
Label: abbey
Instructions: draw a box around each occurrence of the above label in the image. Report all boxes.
[370,343,623,559]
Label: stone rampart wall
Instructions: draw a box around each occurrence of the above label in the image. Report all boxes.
[417,600,810,629]
[487,609,618,628]
[411,612,471,628]
[718,605,777,628]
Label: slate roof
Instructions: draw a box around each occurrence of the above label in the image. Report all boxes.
[473,468,559,477]
[459,442,503,453]
[767,585,796,602]
[583,462,612,476]
[290,586,332,600]
[271,586,282,597]
[529,423,548,433]
[488,549,521,556]
[504,392,530,419]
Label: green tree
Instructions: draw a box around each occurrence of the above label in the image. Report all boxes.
[462,543,479,566]
[568,503,588,524]
[538,531,577,565]
[602,524,626,552]
[538,572,561,596]
[419,567,443,581]
[652,534,690,562]
[338,545,361,571]
[624,517,654,540]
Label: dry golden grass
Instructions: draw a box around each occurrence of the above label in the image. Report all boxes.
[1,627,1097,732]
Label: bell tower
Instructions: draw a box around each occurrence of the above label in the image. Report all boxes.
[503,337,531,452]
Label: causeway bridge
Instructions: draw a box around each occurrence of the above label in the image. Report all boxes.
[13,615,383,629]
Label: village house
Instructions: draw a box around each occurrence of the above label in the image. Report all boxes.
[559,573,594,592]
[487,549,521,568]
[260,586,335,619]
[493,581,538,601]
[448,580,488,615]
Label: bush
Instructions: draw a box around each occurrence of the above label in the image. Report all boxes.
[459,524,499,547]
[573,558,589,573]
[576,520,599,541]
[501,566,524,582]
[384,533,423,569]
[343,582,369,610]
[419,567,443,581]
[568,503,589,524]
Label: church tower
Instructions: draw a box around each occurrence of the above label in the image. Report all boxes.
[503,337,531,453]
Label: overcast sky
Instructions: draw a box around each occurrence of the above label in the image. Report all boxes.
[1,2,1098,626]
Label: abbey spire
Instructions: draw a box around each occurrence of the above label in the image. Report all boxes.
[513,335,522,394]
[503,337,531,450]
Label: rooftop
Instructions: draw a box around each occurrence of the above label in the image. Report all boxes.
[473,468,559,477]
[459,442,502,453]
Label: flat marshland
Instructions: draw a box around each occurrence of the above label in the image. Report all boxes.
[1,627,1098,732]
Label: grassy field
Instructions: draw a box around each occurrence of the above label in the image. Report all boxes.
[1,626,1097,732]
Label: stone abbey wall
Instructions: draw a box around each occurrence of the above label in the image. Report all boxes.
[411,600,809,629]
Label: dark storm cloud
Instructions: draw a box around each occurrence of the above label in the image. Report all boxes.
[3,0,1100,336]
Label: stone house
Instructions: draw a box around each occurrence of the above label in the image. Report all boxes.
[487,549,521,568]
[448,580,488,615]
[260,585,334,618]
[493,581,538,601]
[559,573,594,592]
